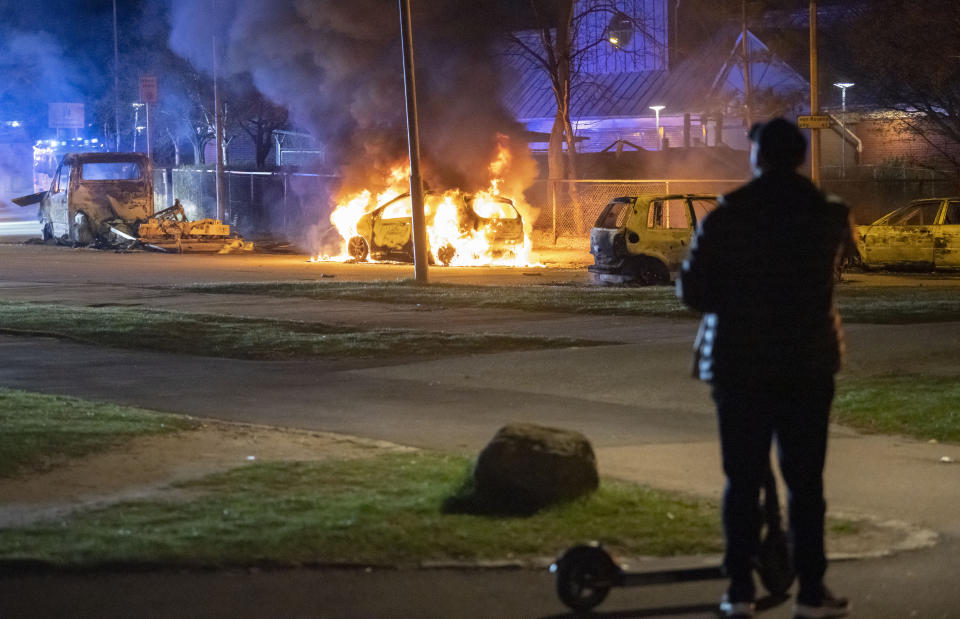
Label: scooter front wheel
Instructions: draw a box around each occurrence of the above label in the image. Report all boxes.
[554,545,617,612]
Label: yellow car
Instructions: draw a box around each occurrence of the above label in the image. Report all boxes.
[589,194,717,284]
[855,197,960,271]
[347,191,524,266]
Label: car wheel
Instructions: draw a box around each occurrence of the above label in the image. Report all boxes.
[72,211,94,246]
[347,236,369,262]
[624,257,669,286]
[437,244,456,267]
[836,250,863,282]
[41,222,54,241]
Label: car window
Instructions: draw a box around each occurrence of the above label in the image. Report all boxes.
[81,162,142,181]
[887,201,941,226]
[381,196,412,220]
[944,201,960,225]
[472,198,518,219]
[54,162,71,193]
[596,200,630,228]
[648,199,689,229]
[690,198,718,226]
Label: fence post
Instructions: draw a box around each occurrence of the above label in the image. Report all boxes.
[282,172,288,232]
[550,179,557,245]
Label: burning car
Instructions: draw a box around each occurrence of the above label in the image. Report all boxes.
[345,190,525,266]
[589,193,717,284]
[854,197,960,271]
[13,152,153,244]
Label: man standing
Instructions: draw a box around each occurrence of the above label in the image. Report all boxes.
[678,118,853,619]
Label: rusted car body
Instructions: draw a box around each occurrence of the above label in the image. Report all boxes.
[347,191,524,266]
[856,197,960,270]
[589,194,717,284]
[14,152,153,244]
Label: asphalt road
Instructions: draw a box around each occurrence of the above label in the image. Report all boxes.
[2,241,960,618]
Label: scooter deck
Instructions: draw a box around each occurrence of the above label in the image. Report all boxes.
[619,565,725,587]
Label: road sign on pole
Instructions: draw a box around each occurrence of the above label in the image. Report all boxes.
[797,114,832,129]
[48,103,85,129]
[138,76,159,104]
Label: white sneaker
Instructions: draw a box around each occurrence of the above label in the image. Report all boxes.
[719,593,755,618]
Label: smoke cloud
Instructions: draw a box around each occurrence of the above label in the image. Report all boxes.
[167,0,537,240]
[0,28,89,207]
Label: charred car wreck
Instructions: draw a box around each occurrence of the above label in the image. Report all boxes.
[854,197,960,271]
[13,152,250,253]
[589,193,717,284]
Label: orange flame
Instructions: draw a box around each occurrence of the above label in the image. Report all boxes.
[315,142,538,267]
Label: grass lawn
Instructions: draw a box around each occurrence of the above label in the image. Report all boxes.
[835,285,960,324]
[186,280,696,318]
[0,302,596,361]
[0,388,198,477]
[184,280,960,324]
[0,451,723,568]
[834,374,960,442]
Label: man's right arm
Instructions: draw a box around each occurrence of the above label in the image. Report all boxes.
[677,208,724,313]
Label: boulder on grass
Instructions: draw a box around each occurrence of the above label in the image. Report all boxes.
[471,423,599,513]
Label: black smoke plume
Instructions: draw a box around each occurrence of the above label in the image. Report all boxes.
[168,0,537,237]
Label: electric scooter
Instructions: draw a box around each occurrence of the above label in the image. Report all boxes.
[551,467,793,612]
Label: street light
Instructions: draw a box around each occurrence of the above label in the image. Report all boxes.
[834,82,854,177]
[650,105,665,150]
[131,103,145,152]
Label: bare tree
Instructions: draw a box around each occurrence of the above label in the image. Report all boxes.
[843,0,960,180]
[233,89,289,170]
[507,2,656,178]
[504,1,659,229]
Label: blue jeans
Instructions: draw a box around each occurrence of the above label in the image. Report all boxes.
[711,374,834,601]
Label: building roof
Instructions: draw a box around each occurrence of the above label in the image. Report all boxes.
[502,25,807,122]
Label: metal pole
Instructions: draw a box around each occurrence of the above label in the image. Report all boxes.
[132,104,140,152]
[398,0,428,283]
[113,0,120,152]
[655,109,660,149]
[840,88,846,177]
[809,0,820,185]
[146,102,152,160]
[213,33,225,222]
[741,0,752,128]
[551,180,557,245]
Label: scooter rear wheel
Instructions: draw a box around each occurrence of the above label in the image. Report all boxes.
[757,527,795,596]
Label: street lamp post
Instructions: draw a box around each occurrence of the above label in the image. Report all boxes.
[131,103,144,152]
[834,82,854,177]
[398,0,428,283]
[650,105,665,150]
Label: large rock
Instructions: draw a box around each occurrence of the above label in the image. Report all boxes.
[472,423,599,512]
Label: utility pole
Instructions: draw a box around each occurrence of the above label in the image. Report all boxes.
[146,102,152,159]
[213,33,225,222]
[398,0,428,283]
[809,0,821,185]
[113,0,120,151]
[741,0,752,128]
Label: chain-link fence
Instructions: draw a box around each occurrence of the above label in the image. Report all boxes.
[154,168,339,240]
[149,168,957,247]
[820,166,958,224]
[526,179,744,244]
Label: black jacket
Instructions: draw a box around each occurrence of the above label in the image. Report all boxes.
[678,170,852,383]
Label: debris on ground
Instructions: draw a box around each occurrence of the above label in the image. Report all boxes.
[119,200,254,254]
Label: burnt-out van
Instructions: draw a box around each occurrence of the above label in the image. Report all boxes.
[14,152,153,244]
